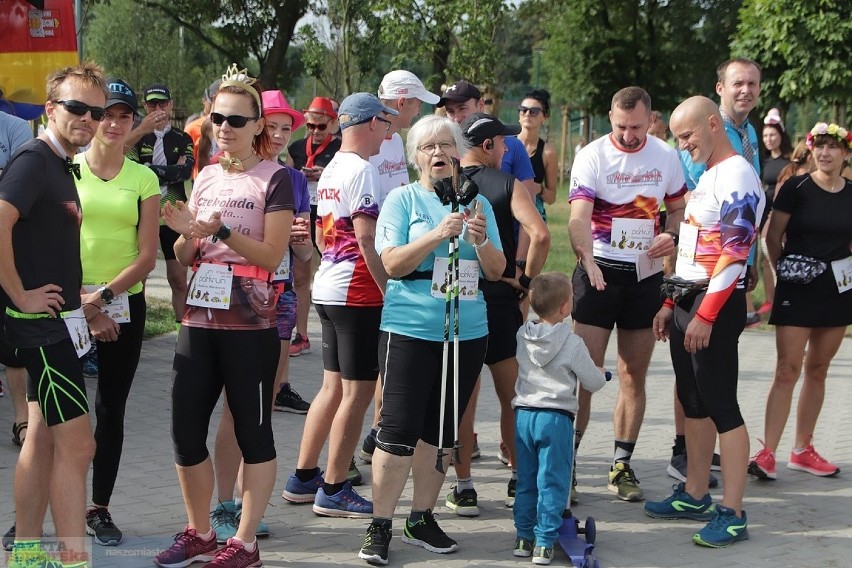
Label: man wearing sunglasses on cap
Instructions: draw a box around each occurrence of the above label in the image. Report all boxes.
[129,83,195,326]
[0,62,108,568]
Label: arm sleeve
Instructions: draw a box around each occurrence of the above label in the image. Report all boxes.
[567,147,597,203]
[501,138,534,182]
[0,148,46,218]
[264,167,296,213]
[375,190,409,255]
[664,150,688,202]
[349,164,380,219]
[568,337,606,393]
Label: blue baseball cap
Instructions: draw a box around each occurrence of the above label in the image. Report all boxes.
[337,92,398,130]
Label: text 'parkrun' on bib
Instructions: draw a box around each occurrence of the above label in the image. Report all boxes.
[430,257,480,301]
[831,256,852,294]
[187,263,233,309]
[83,285,130,323]
[611,218,654,253]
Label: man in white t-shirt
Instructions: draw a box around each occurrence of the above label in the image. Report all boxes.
[373,70,440,206]
[568,86,687,502]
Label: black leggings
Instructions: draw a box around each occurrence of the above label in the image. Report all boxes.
[172,326,279,466]
[92,292,146,506]
[377,332,487,450]
[669,289,746,434]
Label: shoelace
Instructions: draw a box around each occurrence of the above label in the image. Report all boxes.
[614,466,640,484]
[288,389,305,401]
[363,523,387,546]
[210,506,236,527]
[171,528,200,545]
[801,446,830,464]
[214,541,246,562]
[92,508,116,528]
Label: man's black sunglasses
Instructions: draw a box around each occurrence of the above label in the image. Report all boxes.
[210,112,259,128]
[54,100,105,121]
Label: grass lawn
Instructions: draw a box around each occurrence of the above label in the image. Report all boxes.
[144,297,177,339]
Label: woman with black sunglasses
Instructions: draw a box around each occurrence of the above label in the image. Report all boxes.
[154,65,295,568]
[517,89,557,223]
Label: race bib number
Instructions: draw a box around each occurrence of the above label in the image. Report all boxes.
[63,308,92,358]
[611,218,654,254]
[83,286,130,324]
[677,223,699,264]
[430,257,480,301]
[273,249,292,282]
[831,256,852,294]
[186,263,233,309]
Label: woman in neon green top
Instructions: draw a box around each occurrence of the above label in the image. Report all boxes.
[74,78,160,546]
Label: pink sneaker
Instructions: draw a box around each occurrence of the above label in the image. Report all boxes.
[288,334,310,357]
[205,538,261,568]
[154,527,217,568]
[757,302,773,315]
[787,437,839,477]
[747,441,776,480]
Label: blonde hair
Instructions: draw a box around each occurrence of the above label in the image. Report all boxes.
[46,61,107,102]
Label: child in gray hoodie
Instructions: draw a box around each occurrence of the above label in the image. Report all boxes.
[511,272,607,565]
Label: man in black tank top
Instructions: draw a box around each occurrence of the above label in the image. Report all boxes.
[443,113,551,513]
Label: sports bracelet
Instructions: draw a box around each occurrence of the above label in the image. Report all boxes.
[473,235,490,250]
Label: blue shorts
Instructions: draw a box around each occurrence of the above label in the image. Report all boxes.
[275,288,297,341]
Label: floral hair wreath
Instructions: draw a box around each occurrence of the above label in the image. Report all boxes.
[806,122,852,150]
[219,63,262,112]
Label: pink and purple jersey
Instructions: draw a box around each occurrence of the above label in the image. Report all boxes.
[569,134,687,261]
[675,154,765,323]
[312,151,383,307]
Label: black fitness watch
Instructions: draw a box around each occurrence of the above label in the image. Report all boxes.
[214,224,232,241]
[663,230,679,246]
[98,286,115,305]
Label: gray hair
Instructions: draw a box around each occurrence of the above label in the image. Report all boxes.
[405,115,469,171]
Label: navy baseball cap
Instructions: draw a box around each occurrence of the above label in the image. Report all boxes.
[337,93,398,130]
[105,79,138,115]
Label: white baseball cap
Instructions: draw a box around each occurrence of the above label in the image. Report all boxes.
[378,70,440,104]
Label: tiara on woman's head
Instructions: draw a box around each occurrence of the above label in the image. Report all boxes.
[219,63,261,110]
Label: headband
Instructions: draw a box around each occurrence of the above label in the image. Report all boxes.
[806,122,852,150]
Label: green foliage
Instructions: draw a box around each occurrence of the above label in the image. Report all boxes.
[84,0,228,114]
[732,0,852,117]
[541,0,742,114]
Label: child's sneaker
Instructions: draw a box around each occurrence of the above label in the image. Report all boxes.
[787,437,840,477]
[282,470,324,503]
[512,537,533,557]
[401,509,457,553]
[607,462,643,501]
[693,505,749,548]
[532,545,554,565]
[153,527,217,567]
[747,441,777,480]
[204,538,261,568]
[445,486,479,517]
[358,521,392,566]
[644,482,714,521]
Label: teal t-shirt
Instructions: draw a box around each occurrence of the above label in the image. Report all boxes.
[75,155,160,294]
[376,182,502,342]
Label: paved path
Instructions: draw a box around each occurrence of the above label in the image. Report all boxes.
[1,259,851,567]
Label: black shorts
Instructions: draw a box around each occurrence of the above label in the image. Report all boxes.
[159,225,180,261]
[571,259,663,330]
[670,289,746,434]
[315,303,381,380]
[18,339,89,426]
[378,332,488,448]
[484,301,523,365]
[770,270,852,328]
[0,309,24,368]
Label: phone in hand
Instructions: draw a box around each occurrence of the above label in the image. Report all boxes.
[463,200,483,245]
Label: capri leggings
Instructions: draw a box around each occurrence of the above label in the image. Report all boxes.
[92,292,147,506]
[172,326,280,466]
[377,332,488,452]
[669,289,746,434]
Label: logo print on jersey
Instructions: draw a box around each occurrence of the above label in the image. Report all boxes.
[605,168,664,188]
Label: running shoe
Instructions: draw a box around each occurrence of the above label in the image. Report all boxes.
[153,527,217,568]
[711,452,722,471]
[497,442,510,466]
[312,481,373,518]
[608,463,643,502]
[787,436,839,477]
[757,301,773,315]
[506,478,516,508]
[747,442,777,480]
[273,386,310,413]
[360,429,377,463]
[666,454,719,488]
[288,334,311,357]
[644,482,714,521]
[282,471,324,503]
[471,434,481,459]
[348,457,364,486]
[204,538,261,568]
[445,486,479,517]
[3,523,15,551]
[358,521,392,566]
[532,545,554,565]
[81,350,98,379]
[7,545,66,568]
[210,501,238,544]
[693,505,749,547]
[401,509,458,554]
[234,502,269,537]
[86,506,123,546]
[513,537,533,557]
[745,312,761,328]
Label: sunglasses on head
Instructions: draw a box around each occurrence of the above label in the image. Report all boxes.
[305,122,329,131]
[54,100,105,121]
[210,112,258,128]
[145,99,170,108]
[518,106,543,117]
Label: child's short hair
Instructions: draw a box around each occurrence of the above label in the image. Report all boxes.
[529,272,572,318]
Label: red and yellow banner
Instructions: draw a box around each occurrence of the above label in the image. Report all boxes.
[0,0,78,118]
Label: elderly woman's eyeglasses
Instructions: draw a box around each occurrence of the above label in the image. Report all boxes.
[418,141,455,154]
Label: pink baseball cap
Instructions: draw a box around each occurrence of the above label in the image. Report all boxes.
[261,90,305,131]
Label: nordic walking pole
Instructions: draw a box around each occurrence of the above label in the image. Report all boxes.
[450,160,462,465]
[435,178,457,474]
